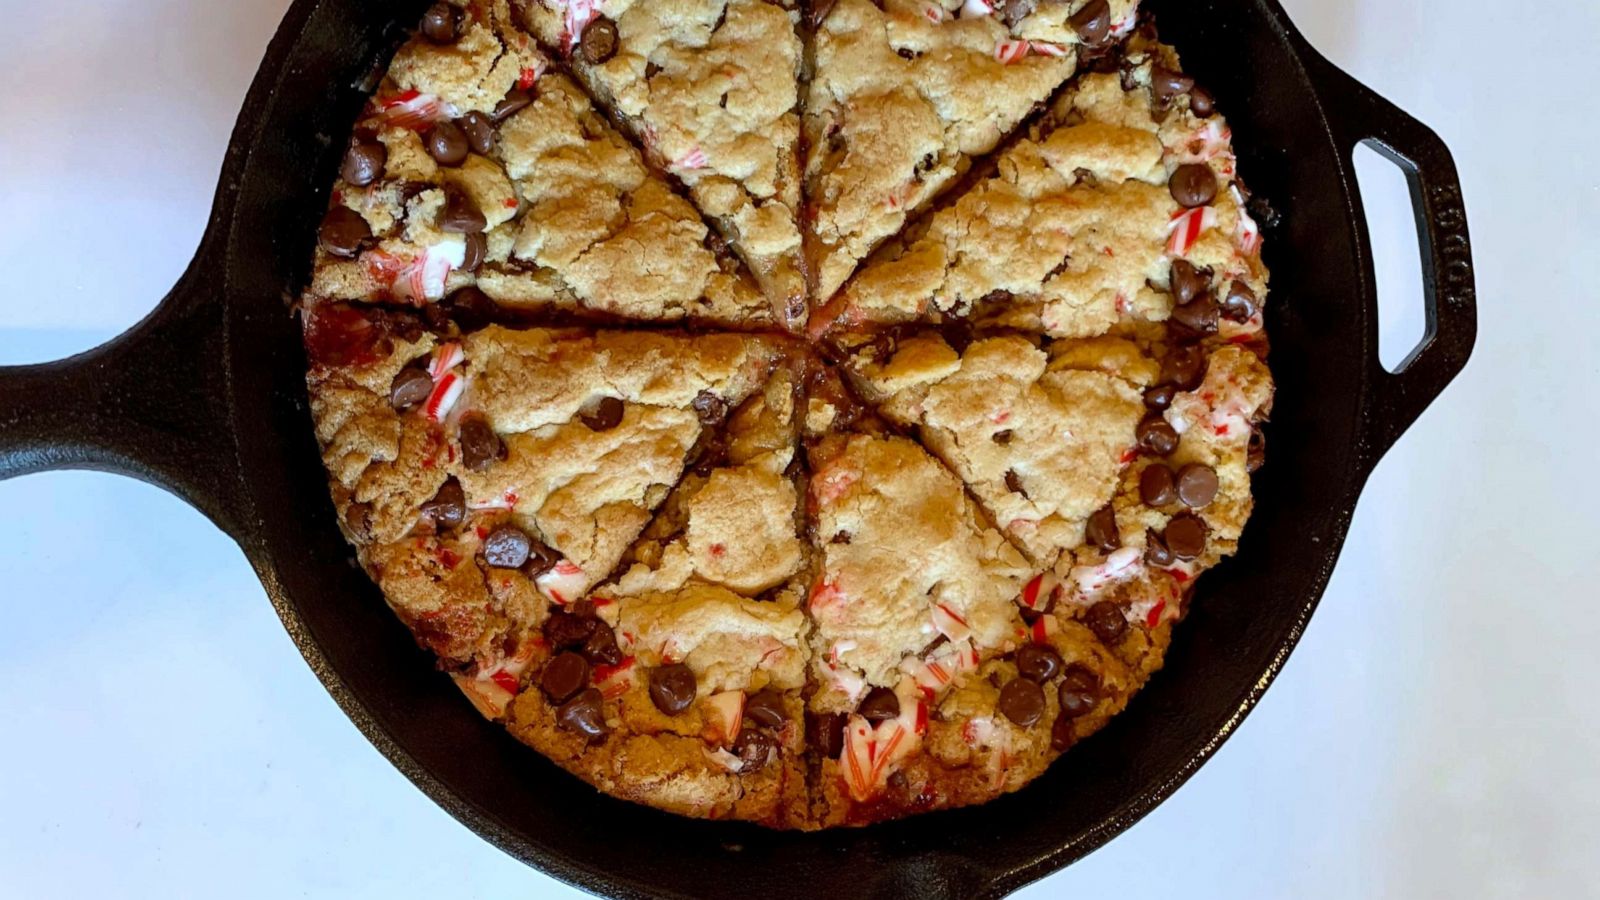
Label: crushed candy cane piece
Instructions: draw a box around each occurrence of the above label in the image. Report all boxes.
[1019,572,1058,611]
[536,560,587,604]
[922,1,944,22]
[594,656,636,700]
[824,658,867,701]
[559,0,601,53]
[809,579,846,612]
[428,342,464,380]
[960,0,993,16]
[931,603,972,642]
[1066,545,1144,599]
[373,90,451,130]
[703,690,745,746]
[674,146,709,171]
[842,715,877,798]
[704,746,745,773]
[1029,41,1069,57]
[1167,206,1217,256]
[994,39,1029,65]
[451,672,516,718]
[424,372,464,423]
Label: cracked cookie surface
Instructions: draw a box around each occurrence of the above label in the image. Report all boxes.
[301,0,1275,830]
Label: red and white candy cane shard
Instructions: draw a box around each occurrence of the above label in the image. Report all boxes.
[674,146,708,171]
[994,39,1030,65]
[703,690,745,746]
[824,658,867,701]
[517,60,544,90]
[397,236,466,303]
[1030,41,1070,57]
[429,342,464,380]
[931,602,972,642]
[703,746,745,773]
[536,560,586,605]
[1236,207,1262,256]
[842,715,877,800]
[424,372,465,423]
[374,90,451,130]
[809,579,846,613]
[451,672,515,718]
[961,715,996,747]
[1110,5,1139,38]
[961,0,993,16]
[594,656,636,700]
[558,0,601,53]
[1166,206,1217,256]
[1028,614,1058,644]
[922,1,944,22]
[901,655,948,693]
[1019,571,1060,611]
[466,492,515,512]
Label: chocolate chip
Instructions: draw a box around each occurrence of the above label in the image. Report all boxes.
[319,206,370,258]
[458,110,495,155]
[389,364,433,409]
[1169,163,1218,208]
[691,390,727,425]
[858,686,900,722]
[1139,464,1177,506]
[1176,463,1218,508]
[1084,599,1127,645]
[439,184,487,233]
[420,2,464,43]
[425,121,470,166]
[492,89,533,123]
[556,687,609,740]
[1222,280,1258,322]
[1015,644,1063,682]
[580,17,619,64]
[1085,503,1120,551]
[1000,0,1036,28]
[483,524,533,568]
[992,429,1014,445]
[1143,384,1175,411]
[1005,469,1027,497]
[1169,289,1219,334]
[1161,345,1207,391]
[1189,84,1216,117]
[543,610,598,649]
[1137,414,1179,456]
[421,477,466,530]
[445,285,497,331]
[732,728,776,771]
[1068,0,1111,44]
[809,711,847,758]
[522,539,561,579]
[1247,428,1266,473]
[896,47,916,60]
[1169,258,1210,306]
[579,396,624,431]
[830,530,851,545]
[581,623,624,666]
[541,651,590,703]
[1144,528,1173,566]
[1057,663,1100,718]
[460,233,487,273]
[1051,713,1076,751]
[341,135,387,187]
[458,413,505,472]
[1164,513,1207,560]
[998,678,1045,727]
[1150,65,1195,105]
[648,663,697,715]
[745,688,787,729]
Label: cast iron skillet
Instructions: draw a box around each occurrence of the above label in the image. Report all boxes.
[0,0,1475,895]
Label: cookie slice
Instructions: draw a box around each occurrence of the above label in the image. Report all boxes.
[306,1,771,327]
[302,309,778,711]
[821,37,1268,339]
[803,406,1071,823]
[804,0,1142,307]
[493,366,813,826]
[846,330,1157,568]
[513,0,808,330]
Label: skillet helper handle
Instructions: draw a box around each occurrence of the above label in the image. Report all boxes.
[1302,50,1478,465]
[0,258,246,534]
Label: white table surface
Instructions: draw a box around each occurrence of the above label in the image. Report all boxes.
[3,0,1596,896]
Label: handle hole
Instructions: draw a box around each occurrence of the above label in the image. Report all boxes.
[1354,141,1431,374]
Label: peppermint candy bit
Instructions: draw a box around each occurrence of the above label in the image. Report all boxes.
[1029,41,1069,57]
[994,39,1029,65]
[931,602,972,642]
[703,690,745,746]
[1166,206,1217,256]
[536,559,587,604]
[424,371,465,423]
[428,342,464,380]
[960,0,993,16]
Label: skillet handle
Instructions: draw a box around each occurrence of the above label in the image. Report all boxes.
[1299,50,1478,466]
[0,248,246,535]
